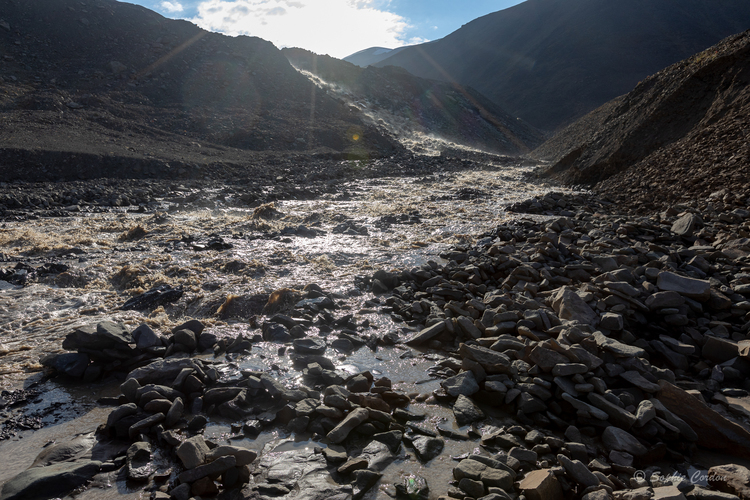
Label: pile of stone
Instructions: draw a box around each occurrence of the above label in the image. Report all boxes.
[100,344,420,498]
[40,319,221,381]
[23,285,430,499]
[371,191,750,500]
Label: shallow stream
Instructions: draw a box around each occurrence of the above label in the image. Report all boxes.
[0,160,572,498]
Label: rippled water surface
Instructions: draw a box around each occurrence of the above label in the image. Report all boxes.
[0,162,572,498]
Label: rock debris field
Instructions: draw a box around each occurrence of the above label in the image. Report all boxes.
[1,168,750,500]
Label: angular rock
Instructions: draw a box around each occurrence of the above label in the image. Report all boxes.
[459,343,512,373]
[411,436,444,463]
[588,393,637,429]
[206,446,257,466]
[327,408,370,444]
[557,454,599,488]
[600,312,624,331]
[352,469,382,500]
[442,371,480,397]
[40,353,90,378]
[658,380,750,458]
[453,394,485,425]
[620,371,661,393]
[551,287,599,325]
[707,464,750,499]
[127,358,203,385]
[657,272,711,301]
[671,213,703,237]
[405,322,446,346]
[126,442,152,482]
[519,469,564,500]
[178,456,236,484]
[0,460,101,500]
[593,332,646,358]
[646,291,685,311]
[601,426,647,456]
[702,336,739,364]
[176,435,210,469]
[132,324,161,350]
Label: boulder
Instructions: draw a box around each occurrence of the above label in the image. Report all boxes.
[327,408,370,444]
[442,371,480,397]
[176,435,210,469]
[405,322,446,346]
[453,394,485,425]
[601,427,647,456]
[557,454,599,488]
[671,213,703,237]
[0,460,101,500]
[551,287,599,325]
[707,464,750,499]
[657,381,750,459]
[656,272,711,301]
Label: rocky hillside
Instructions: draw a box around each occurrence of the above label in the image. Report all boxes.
[283,48,544,155]
[537,30,750,213]
[371,0,750,131]
[0,0,399,182]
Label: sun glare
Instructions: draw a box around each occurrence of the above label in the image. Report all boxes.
[190,0,427,58]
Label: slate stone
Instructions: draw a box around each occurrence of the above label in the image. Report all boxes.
[178,456,236,483]
[373,430,403,453]
[453,394,485,425]
[551,287,598,325]
[657,271,711,301]
[405,322,446,346]
[519,469,564,500]
[601,426,647,456]
[557,454,599,488]
[0,460,101,500]
[126,442,152,482]
[411,436,444,463]
[132,324,161,350]
[658,381,750,457]
[176,435,210,469]
[327,408,370,444]
[40,352,90,378]
[442,371,480,397]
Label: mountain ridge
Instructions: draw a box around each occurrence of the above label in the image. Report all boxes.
[371,0,750,131]
[535,30,750,212]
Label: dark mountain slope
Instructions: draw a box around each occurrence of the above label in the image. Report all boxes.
[0,0,397,181]
[283,48,544,155]
[537,31,750,212]
[373,0,750,131]
[343,46,408,68]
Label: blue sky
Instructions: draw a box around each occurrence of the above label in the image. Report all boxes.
[126,0,525,58]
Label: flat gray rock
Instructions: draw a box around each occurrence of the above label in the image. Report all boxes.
[442,371,480,397]
[0,460,101,500]
[453,394,485,425]
[410,435,444,463]
[657,271,711,301]
[405,322,446,346]
[601,426,647,456]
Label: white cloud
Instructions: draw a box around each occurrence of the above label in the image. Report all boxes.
[190,0,426,58]
[160,1,184,13]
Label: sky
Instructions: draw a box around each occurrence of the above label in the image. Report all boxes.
[124,0,526,58]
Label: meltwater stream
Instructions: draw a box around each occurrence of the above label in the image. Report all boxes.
[0,162,573,499]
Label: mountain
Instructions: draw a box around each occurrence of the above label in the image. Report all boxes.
[283,48,544,155]
[0,0,398,181]
[372,0,750,131]
[343,46,408,68]
[535,30,750,212]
